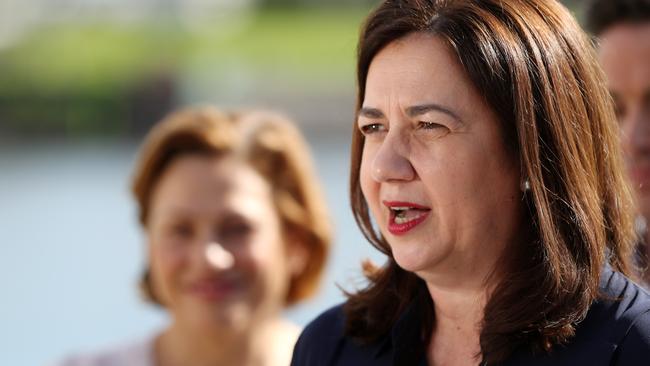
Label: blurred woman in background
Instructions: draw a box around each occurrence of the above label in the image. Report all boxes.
[58,106,331,366]
[586,0,650,286]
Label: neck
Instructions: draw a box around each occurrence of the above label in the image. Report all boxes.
[427,282,488,326]
[156,317,297,366]
[425,283,488,366]
[421,259,501,366]
[418,238,503,312]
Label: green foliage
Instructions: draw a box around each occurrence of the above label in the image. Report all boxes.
[0,8,368,137]
[178,8,365,89]
[0,23,184,94]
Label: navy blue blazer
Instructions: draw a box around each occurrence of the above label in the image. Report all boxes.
[291,266,650,365]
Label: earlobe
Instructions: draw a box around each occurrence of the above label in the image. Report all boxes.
[142,237,164,305]
[287,235,309,277]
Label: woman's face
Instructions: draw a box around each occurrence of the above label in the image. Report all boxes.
[599,23,650,219]
[359,33,523,283]
[146,155,292,335]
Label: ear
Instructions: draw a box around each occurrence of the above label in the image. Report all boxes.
[145,236,158,269]
[285,231,310,278]
[142,234,164,305]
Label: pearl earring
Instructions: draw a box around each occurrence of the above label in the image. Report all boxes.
[521,179,531,192]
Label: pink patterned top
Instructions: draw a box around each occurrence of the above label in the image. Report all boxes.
[53,335,155,366]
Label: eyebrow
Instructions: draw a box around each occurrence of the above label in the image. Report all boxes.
[358,107,385,119]
[358,103,461,121]
[405,103,461,121]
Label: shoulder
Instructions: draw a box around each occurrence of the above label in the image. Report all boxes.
[592,268,650,364]
[301,303,347,340]
[597,266,650,328]
[615,307,650,365]
[291,303,346,366]
[504,269,650,365]
[601,269,650,364]
[51,336,155,366]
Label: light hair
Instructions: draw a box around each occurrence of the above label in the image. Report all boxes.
[132,106,332,306]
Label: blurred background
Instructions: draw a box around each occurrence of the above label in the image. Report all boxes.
[0,0,584,364]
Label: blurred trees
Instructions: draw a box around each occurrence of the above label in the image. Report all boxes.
[259,0,377,8]
[0,2,369,139]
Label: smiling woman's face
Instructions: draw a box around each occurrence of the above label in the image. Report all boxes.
[358,33,523,283]
[146,155,292,335]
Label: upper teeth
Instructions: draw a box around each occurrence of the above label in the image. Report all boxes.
[391,207,410,211]
[392,207,409,220]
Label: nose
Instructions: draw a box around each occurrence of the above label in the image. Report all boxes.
[204,242,235,270]
[370,131,415,182]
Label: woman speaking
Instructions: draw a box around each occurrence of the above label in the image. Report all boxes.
[292,0,650,365]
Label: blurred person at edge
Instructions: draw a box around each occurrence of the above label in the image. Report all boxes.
[55,107,332,366]
[587,0,650,286]
[290,1,650,366]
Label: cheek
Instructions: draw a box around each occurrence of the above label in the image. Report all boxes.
[420,145,518,209]
[359,148,379,207]
[253,249,288,283]
[468,154,520,212]
[243,234,292,305]
[148,244,188,300]
[414,152,469,204]
[239,244,269,273]
[241,230,287,276]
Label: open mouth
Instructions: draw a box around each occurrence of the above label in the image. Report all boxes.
[390,206,427,223]
[383,201,431,235]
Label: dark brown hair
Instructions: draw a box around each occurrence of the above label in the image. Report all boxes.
[132,106,332,306]
[586,0,650,35]
[346,0,636,363]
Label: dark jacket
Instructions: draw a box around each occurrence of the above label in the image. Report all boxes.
[291,265,650,365]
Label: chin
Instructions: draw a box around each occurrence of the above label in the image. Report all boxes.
[184,301,253,332]
[392,250,436,274]
[389,238,451,275]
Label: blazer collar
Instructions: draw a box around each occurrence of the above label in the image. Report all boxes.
[373,284,430,365]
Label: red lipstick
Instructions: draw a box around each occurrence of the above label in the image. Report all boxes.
[188,278,239,302]
[383,201,431,236]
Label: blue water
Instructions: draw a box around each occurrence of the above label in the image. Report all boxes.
[0,138,386,365]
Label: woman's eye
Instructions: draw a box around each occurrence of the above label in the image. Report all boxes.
[171,224,194,239]
[359,123,385,135]
[418,121,444,129]
[221,222,253,241]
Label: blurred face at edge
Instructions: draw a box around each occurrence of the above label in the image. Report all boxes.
[146,154,293,335]
[358,33,523,280]
[599,23,650,219]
